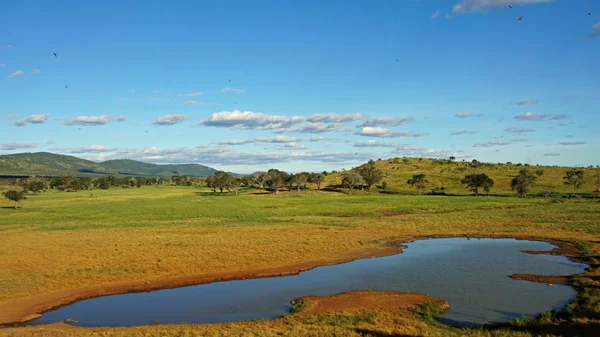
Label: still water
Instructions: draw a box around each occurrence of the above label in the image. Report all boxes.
[34,238,587,327]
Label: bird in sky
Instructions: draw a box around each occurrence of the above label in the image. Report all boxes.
[53,52,57,58]
[65,85,68,89]
[509,5,513,9]
[517,16,523,24]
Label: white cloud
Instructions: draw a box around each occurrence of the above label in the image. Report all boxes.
[514,112,569,121]
[116,115,127,122]
[46,140,56,145]
[511,138,529,142]
[184,100,199,105]
[354,140,399,148]
[8,70,23,78]
[0,142,37,151]
[153,114,188,125]
[394,145,468,159]
[199,110,305,131]
[61,115,111,126]
[221,87,244,94]
[183,91,204,97]
[308,112,362,124]
[51,145,115,154]
[31,68,41,75]
[588,22,600,39]
[451,130,478,135]
[488,140,510,145]
[455,112,473,118]
[282,142,308,149]
[284,122,350,134]
[544,153,560,157]
[355,126,429,138]
[513,98,538,105]
[218,136,303,145]
[432,10,440,19]
[559,141,586,146]
[453,0,554,14]
[505,127,535,133]
[108,145,375,166]
[473,143,491,148]
[359,116,415,127]
[14,113,50,126]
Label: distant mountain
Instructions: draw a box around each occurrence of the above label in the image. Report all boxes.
[0,152,219,177]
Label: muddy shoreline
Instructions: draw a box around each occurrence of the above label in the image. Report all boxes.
[0,235,585,327]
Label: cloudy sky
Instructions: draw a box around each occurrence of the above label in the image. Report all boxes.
[1,0,598,173]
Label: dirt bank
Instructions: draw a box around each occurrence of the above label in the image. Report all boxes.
[293,290,449,316]
[510,274,571,285]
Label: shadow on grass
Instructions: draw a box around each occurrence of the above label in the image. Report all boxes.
[353,328,414,337]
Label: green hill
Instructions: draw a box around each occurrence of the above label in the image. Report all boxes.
[0,152,218,177]
[325,157,599,196]
[99,159,217,177]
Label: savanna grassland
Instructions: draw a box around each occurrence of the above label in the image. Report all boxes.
[0,158,599,336]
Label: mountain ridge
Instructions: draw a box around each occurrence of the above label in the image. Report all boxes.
[0,152,219,177]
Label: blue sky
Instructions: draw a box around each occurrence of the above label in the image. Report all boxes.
[1,0,598,173]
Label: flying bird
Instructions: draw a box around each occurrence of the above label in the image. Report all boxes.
[145,130,148,133]
[53,52,57,58]
[509,5,513,8]
[65,85,68,89]
[517,16,523,24]
[78,128,81,130]
[589,12,592,16]
[228,79,231,82]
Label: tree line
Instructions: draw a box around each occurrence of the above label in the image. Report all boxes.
[1,161,598,209]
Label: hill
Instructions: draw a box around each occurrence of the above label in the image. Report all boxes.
[0,152,218,177]
[325,157,599,196]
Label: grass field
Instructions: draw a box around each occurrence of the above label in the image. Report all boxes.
[0,182,599,336]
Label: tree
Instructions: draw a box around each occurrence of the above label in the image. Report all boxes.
[511,169,537,197]
[205,176,216,192]
[23,181,45,194]
[213,171,233,193]
[252,172,268,189]
[534,170,544,177]
[341,172,364,193]
[358,160,383,190]
[563,169,585,194]
[3,190,26,209]
[309,173,325,190]
[449,156,456,162]
[406,174,428,195]
[291,173,308,192]
[266,169,288,194]
[461,174,495,196]
[227,177,242,195]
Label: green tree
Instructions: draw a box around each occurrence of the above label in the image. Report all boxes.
[461,174,495,196]
[213,171,233,193]
[341,172,364,194]
[511,169,537,197]
[2,190,26,209]
[227,177,242,195]
[563,169,585,194]
[205,175,216,192]
[266,169,288,194]
[23,181,45,194]
[291,173,308,192]
[358,160,383,190]
[406,174,428,195]
[309,173,325,190]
